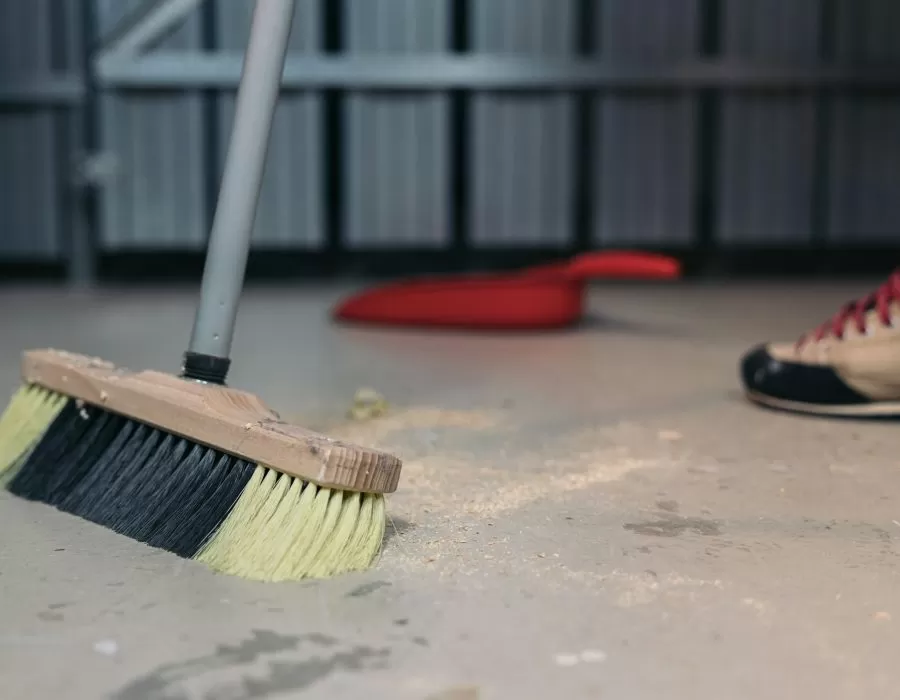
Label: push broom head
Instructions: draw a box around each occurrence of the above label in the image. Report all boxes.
[0,349,403,582]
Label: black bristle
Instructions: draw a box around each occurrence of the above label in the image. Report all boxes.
[9,400,94,501]
[145,451,255,557]
[99,424,163,511]
[125,442,215,542]
[58,418,145,513]
[9,404,256,559]
[104,432,189,528]
[44,411,127,506]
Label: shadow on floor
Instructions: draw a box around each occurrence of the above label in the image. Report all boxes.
[337,313,692,340]
[383,515,415,546]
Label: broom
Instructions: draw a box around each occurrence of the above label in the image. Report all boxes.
[0,0,402,582]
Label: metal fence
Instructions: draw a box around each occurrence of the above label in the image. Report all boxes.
[2,0,900,282]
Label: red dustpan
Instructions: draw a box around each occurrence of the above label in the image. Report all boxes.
[333,251,682,330]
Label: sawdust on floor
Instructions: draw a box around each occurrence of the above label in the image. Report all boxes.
[322,406,503,445]
[307,404,700,600]
[322,406,676,521]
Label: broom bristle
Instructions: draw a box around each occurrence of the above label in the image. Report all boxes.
[0,384,67,483]
[195,465,385,581]
[4,388,386,581]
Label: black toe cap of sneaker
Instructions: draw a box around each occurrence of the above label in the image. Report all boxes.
[740,343,870,406]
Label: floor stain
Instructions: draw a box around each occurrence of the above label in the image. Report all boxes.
[655,499,679,513]
[207,647,390,699]
[347,581,392,598]
[48,602,72,610]
[36,611,64,622]
[383,516,415,544]
[624,516,721,538]
[874,527,892,543]
[111,630,344,700]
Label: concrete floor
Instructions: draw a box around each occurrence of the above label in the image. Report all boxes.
[1,280,899,699]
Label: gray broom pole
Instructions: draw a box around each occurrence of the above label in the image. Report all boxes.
[183,0,296,383]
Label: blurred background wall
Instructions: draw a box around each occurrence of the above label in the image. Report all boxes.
[1,0,899,283]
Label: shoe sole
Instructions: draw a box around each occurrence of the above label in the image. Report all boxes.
[745,390,900,417]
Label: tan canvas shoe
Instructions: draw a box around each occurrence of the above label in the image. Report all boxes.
[741,273,900,416]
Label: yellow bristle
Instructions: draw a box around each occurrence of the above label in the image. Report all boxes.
[307,491,385,579]
[306,491,361,578]
[266,478,324,579]
[0,384,66,482]
[270,480,337,580]
[230,475,307,578]
[284,486,345,577]
[195,464,269,571]
[195,464,386,582]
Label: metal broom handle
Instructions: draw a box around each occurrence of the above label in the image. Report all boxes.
[183,0,296,384]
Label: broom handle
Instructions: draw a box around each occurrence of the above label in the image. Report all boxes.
[183,0,296,384]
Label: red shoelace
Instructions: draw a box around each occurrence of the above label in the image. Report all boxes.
[799,270,900,346]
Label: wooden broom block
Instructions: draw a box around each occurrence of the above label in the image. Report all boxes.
[21,349,402,494]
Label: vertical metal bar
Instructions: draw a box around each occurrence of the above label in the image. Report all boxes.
[811,0,836,258]
[694,0,721,265]
[573,0,596,251]
[66,0,99,286]
[323,0,343,261]
[186,0,296,363]
[200,0,220,239]
[450,0,470,263]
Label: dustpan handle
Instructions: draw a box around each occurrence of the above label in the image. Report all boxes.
[564,251,682,280]
[183,0,296,383]
[524,251,682,280]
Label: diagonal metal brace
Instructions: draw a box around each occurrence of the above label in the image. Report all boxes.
[96,0,206,63]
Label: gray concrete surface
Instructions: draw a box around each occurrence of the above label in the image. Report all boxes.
[1,281,899,699]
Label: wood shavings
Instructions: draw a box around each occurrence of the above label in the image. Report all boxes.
[347,388,389,421]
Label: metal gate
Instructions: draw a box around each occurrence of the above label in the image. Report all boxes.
[2,0,900,283]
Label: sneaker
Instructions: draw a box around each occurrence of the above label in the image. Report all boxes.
[740,272,900,416]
